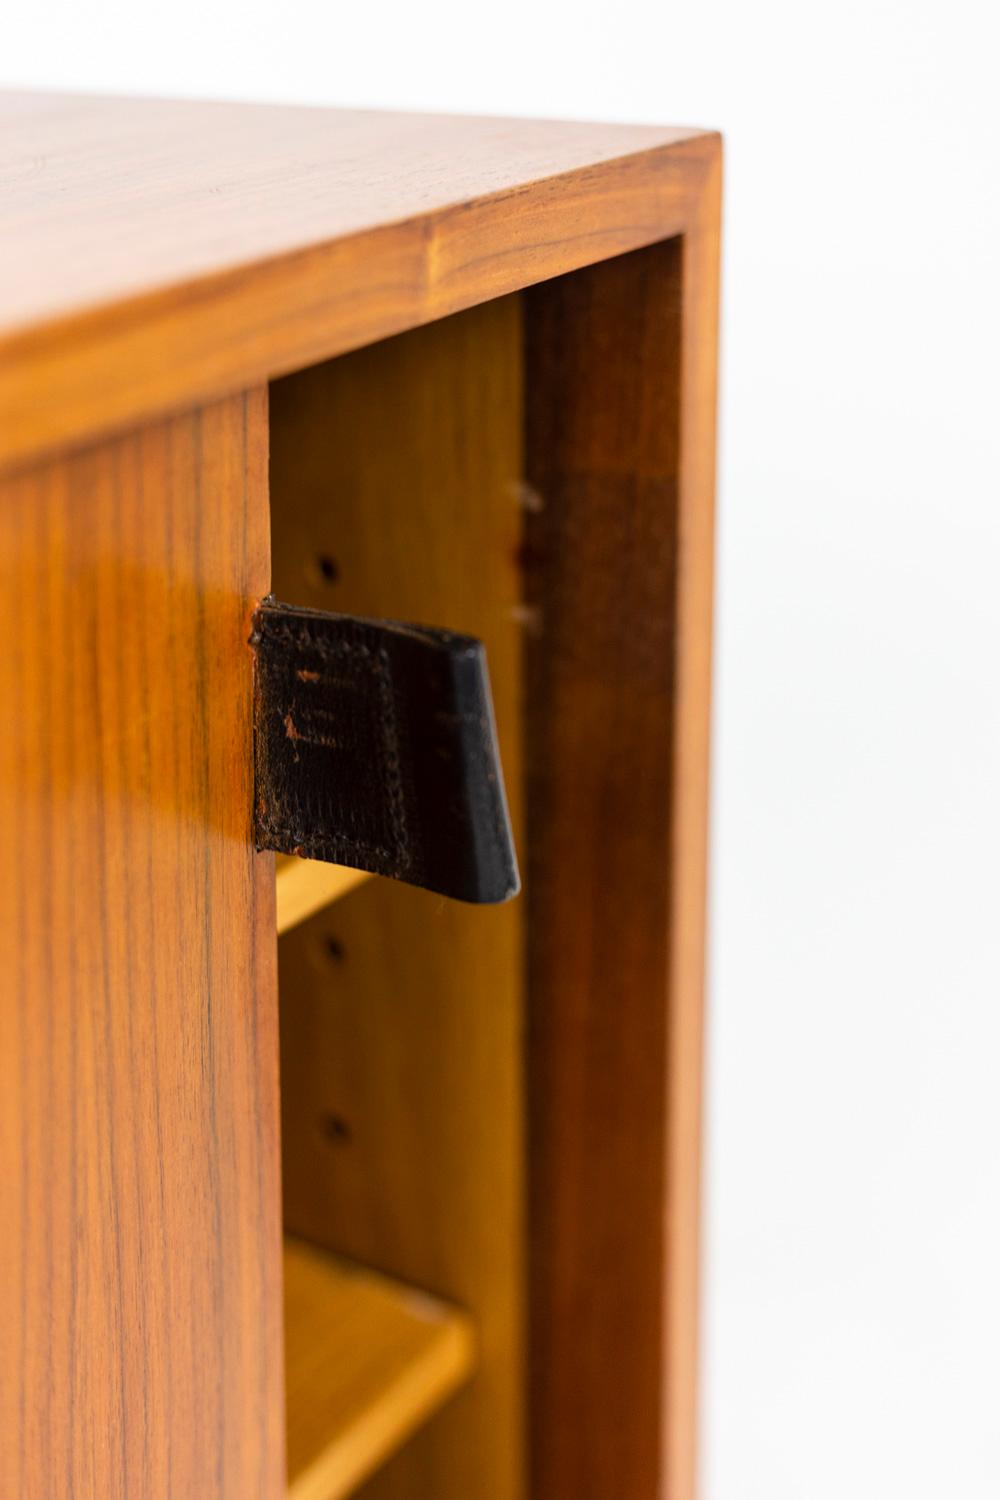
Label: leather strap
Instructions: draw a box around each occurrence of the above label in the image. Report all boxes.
[251,599,519,905]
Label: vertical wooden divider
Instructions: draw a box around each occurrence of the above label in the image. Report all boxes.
[524,209,719,1500]
[270,296,526,1500]
[0,391,285,1500]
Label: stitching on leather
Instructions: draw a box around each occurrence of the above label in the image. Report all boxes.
[257,616,411,871]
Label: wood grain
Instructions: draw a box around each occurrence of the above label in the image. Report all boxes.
[284,1237,475,1500]
[0,390,285,1500]
[523,159,720,1500]
[663,148,722,1500]
[0,89,719,472]
[270,297,525,1500]
[1,91,721,1500]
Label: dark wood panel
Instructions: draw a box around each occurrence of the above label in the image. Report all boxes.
[524,179,720,1500]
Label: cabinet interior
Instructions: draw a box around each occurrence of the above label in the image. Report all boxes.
[267,232,686,1500]
[270,292,526,1500]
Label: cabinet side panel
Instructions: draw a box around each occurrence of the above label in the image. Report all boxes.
[0,391,285,1500]
[271,297,525,1500]
[524,213,718,1499]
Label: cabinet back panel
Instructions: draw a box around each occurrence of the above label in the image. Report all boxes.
[270,295,526,1500]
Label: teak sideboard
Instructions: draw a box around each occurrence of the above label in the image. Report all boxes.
[0,90,721,1500]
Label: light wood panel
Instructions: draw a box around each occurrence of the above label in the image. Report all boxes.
[277,856,373,936]
[284,1237,475,1500]
[0,391,285,1498]
[523,194,720,1500]
[271,295,525,1500]
[663,158,722,1500]
[0,90,719,472]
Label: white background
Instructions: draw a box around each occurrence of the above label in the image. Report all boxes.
[7,5,999,1495]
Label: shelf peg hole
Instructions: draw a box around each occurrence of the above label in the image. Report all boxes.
[313,553,340,585]
[320,1112,352,1145]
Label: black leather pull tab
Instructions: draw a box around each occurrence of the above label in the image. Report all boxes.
[251,599,519,905]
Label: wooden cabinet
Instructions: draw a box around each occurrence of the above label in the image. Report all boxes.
[0,91,721,1500]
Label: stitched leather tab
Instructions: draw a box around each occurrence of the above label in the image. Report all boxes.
[250,599,519,904]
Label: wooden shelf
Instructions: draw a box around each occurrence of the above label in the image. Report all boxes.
[276,856,373,936]
[283,1237,475,1500]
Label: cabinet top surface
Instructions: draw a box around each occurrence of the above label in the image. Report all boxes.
[1,91,704,339]
[0,91,719,471]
